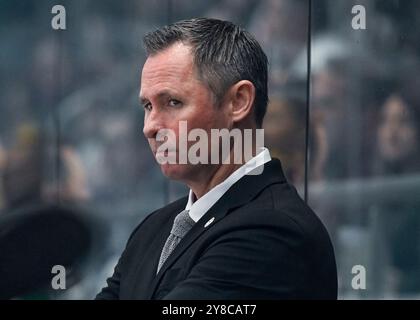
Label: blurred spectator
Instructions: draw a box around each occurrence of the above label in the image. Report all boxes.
[372,93,420,175]
[370,89,420,294]
[264,93,306,186]
[264,88,331,188]
[2,124,43,209]
[1,123,90,210]
[249,0,308,84]
[42,145,91,204]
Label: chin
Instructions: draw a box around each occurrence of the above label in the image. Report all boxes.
[159,163,188,180]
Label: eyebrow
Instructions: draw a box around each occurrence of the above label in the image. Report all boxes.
[139,90,177,105]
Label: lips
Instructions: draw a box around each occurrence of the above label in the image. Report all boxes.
[155,150,176,156]
[155,148,177,153]
[151,143,176,155]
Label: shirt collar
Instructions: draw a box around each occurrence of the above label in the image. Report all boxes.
[185,147,271,222]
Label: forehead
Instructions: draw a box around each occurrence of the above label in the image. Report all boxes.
[140,43,197,95]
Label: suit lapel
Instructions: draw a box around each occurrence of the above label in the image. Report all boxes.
[146,159,287,299]
[129,199,187,298]
[146,198,230,299]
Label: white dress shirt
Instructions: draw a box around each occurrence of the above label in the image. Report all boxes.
[185,147,272,223]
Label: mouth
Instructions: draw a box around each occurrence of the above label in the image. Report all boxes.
[155,150,175,155]
[154,149,178,159]
[151,144,175,153]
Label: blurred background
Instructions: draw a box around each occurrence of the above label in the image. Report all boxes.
[0,0,419,299]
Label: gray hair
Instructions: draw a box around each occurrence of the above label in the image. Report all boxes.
[143,17,268,127]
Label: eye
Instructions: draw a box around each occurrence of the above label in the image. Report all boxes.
[143,102,152,111]
[168,99,181,107]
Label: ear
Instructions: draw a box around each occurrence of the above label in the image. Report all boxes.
[227,80,256,124]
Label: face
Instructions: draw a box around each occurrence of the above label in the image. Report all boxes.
[140,43,230,182]
[378,95,418,161]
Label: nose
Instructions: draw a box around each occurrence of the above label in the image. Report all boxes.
[143,110,162,139]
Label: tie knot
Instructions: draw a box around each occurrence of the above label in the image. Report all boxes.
[171,210,195,238]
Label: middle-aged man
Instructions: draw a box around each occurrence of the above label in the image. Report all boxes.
[96,18,337,300]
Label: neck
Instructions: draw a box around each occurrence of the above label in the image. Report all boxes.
[187,144,258,199]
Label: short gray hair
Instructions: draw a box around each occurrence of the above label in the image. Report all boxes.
[143,18,268,127]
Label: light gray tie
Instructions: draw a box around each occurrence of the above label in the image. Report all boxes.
[157,210,195,274]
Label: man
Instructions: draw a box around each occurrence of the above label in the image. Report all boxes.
[96,18,337,300]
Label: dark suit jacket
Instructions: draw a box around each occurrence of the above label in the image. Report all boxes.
[96,159,337,299]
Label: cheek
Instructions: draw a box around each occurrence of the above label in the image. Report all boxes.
[189,108,221,130]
